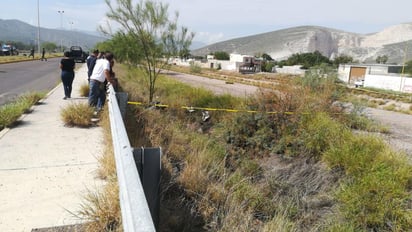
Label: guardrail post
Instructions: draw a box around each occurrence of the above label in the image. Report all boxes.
[133,147,161,230]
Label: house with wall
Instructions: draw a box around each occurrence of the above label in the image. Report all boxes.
[239,56,263,74]
[338,64,412,93]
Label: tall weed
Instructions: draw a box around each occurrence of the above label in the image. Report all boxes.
[323,134,412,230]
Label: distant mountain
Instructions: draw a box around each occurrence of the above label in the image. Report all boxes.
[192,23,412,64]
[190,41,207,50]
[0,19,107,50]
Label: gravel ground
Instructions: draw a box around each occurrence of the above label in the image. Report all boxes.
[365,107,412,157]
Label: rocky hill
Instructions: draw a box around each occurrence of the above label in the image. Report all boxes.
[0,19,106,50]
[192,23,412,64]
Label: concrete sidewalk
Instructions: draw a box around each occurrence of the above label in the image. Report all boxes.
[0,64,104,231]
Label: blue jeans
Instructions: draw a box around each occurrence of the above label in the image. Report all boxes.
[61,71,74,98]
[88,80,106,110]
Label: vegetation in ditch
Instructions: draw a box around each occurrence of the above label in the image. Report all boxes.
[0,92,46,130]
[81,64,412,231]
[112,64,412,231]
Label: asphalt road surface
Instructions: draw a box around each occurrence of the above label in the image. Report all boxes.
[0,58,61,106]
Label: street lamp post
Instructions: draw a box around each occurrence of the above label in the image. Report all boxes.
[69,21,75,45]
[37,0,40,56]
[58,10,64,28]
[58,10,64,51]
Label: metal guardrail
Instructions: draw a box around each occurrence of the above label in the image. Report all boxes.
[107,85,156,232]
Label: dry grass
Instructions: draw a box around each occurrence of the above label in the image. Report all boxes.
[77,181,121,232]
[79,83,90,97]
[80,63,412,231]
[0,53,62,63]
[77,106,122,231]
[60,102,95,127]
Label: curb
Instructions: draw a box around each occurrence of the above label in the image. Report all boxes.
[0,71,67,139]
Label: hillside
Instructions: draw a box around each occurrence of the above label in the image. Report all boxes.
[0,19,106,50]
[192,23,412,64]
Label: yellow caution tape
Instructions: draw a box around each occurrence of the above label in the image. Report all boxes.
[127,101,347,115]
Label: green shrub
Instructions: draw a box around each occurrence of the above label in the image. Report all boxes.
[323,135,412,230]
[338,165,412,230]
[301,113,350,158]
[0,103,23,129]
[189,61,201,73]
[323,135,386,176]
[0,92,45,129]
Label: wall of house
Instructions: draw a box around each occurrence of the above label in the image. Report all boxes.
[230,53,245,63]
[338,64,352,83]
[274,65,306,75]
[364,74,412,93]
[338,64,412,93]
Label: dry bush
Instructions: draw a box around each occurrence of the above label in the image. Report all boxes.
[79,83,90,97]
[178,153,209,196]
[60,102,94,127]
[78,180,122,232]
[262,212,298,232]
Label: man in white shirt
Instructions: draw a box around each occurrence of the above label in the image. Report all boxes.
[88,52,114,111]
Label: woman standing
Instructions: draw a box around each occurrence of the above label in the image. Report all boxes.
[60,51,75,99]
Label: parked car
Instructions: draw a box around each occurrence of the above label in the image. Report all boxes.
[354,79,364,88]
[1,44,19,56]
[69,46,87,63]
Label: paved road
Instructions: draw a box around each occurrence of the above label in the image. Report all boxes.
[365,107,412,157]
[162,70,259,98]
[0,58,61,106]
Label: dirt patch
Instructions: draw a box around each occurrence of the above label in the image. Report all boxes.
[259,155,340,230]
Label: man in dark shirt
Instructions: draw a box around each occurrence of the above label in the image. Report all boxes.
[86,49,99,82]
[41,48,47,61]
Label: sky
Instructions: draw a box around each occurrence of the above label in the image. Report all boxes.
[2,0,412,45]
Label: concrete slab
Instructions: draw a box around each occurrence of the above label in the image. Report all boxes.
[0,64,104,232]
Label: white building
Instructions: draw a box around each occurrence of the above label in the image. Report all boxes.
[338,64,412,93]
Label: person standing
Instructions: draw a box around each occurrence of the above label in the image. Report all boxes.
[29,48,35,59]
[86,49,99,82]
[60,51,75,99]
[88,52,114,111]
[41,48,47,61]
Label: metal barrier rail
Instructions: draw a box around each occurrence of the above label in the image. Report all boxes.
[107,85,156,232]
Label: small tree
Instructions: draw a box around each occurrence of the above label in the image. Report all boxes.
[376,55,388,64]
[333,54,354,67]
[262,53,274,61]
[214,51,230,60]
[103,0,194,103]
[41,42,57,52]
[403,60,412,76]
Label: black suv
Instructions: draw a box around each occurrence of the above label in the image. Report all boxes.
[69,46,87,63]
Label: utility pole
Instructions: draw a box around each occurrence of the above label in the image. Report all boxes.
[37,0,41,56]
[69,21,75,45]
